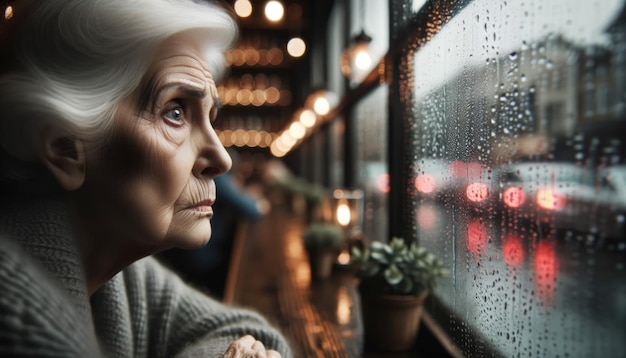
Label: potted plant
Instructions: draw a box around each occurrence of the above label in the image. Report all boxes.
[302,223,345,280]
[351,237,446,352]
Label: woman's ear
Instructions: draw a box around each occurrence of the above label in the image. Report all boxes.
[40,129,86,191]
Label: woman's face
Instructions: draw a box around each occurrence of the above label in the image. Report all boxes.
[79,33,231,250]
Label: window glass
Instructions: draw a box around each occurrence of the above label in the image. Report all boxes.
[409,0,626,356]
[354,85,389,243]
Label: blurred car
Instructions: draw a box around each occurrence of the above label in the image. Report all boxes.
[498,162,626,242]
[414,159,460,200]
[460,164,500,209]
[497,162,594,221]
[552,165,626,241]
[414,159,499,210]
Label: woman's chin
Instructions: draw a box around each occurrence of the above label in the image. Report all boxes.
[169,227,212,250]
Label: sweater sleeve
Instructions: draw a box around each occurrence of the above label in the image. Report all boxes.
[0,237,102,357]
[113,257,293,358]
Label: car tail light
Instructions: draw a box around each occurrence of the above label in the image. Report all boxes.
[536,189,567,210]
[502,234,524,268]
[415,174,436,193]
[503,187,526,208]
[466,182,489,202]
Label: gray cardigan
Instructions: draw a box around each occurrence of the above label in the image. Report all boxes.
[0,195,293,357]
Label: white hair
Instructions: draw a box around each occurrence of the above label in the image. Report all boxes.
[0,0,237,179]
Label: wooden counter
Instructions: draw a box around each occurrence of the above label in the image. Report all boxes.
[224,204,456,357]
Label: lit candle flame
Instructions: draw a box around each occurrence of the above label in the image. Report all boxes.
[337,250,350,265]
[336,202,351,226]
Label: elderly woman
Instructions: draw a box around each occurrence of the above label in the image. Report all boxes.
[0,0,291,357]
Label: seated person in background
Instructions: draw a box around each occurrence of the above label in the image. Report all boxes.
[0,0,291,357]
[160,148,270,298]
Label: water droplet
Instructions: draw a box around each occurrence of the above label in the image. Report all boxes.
[509,51,518,60]
[521,74,527,82]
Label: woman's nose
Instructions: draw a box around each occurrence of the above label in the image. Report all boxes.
[192,130,232,178]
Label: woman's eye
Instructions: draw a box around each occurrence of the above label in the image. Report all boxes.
[163,106,185,125]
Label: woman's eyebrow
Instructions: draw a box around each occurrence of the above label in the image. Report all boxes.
[161,83,207,99]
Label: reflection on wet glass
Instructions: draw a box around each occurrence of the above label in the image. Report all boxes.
[406,0,626,355]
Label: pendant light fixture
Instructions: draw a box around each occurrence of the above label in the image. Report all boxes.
[340,0,373,85]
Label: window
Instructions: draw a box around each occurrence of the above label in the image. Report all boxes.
[353,85,389,243]
[396,0,626,356]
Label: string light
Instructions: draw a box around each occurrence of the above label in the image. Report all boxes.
[287,37,306,57]
[264,1,284,22]
[233,0,252,18]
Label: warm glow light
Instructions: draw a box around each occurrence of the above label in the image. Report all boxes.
[503,187,526,208]
[536,189,566,210]
[285,235,310,288]
[288,121,306,139]
[265,87,280,104]
[287,37,306,57]
[465,182,489,203]
[336,201,351,226]
[415,174,436,194]
[337,250,351,265]
[299,109,316,128]
[4,5,13,20]
[233,129,246,147]
[264,1,284,22]
[234,0,253,18]
[313,96,330,115]
[354,50,371,70]
[279,133,296,147]
[336,287,352,325]
[267,48,284,65]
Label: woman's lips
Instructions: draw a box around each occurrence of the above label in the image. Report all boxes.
[189,199,215,214]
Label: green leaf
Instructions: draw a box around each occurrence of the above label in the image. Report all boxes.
[384,264,404,285]
[361,260,380,277]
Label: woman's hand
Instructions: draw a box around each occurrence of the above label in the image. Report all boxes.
[223,335,281,358]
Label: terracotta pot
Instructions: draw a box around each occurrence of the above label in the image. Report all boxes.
[308,248,336,280]
[360,291,428,352]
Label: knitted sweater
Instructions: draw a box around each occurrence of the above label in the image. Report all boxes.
[0,195,293,357]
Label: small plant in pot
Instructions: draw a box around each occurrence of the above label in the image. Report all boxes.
[351,237,446,352]
[302,223,345,280]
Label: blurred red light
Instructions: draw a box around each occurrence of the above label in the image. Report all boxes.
[467,162,483,177]
[416,204,437,230]
[534,241,558,304]
[502,234,524,267]
[536,189,566,210]
[503,187,526,208]
[466,220,488,256]
[449,160,467,177]
[415,174,436,194]
[466,183,489,202]
[376,173,390,193]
